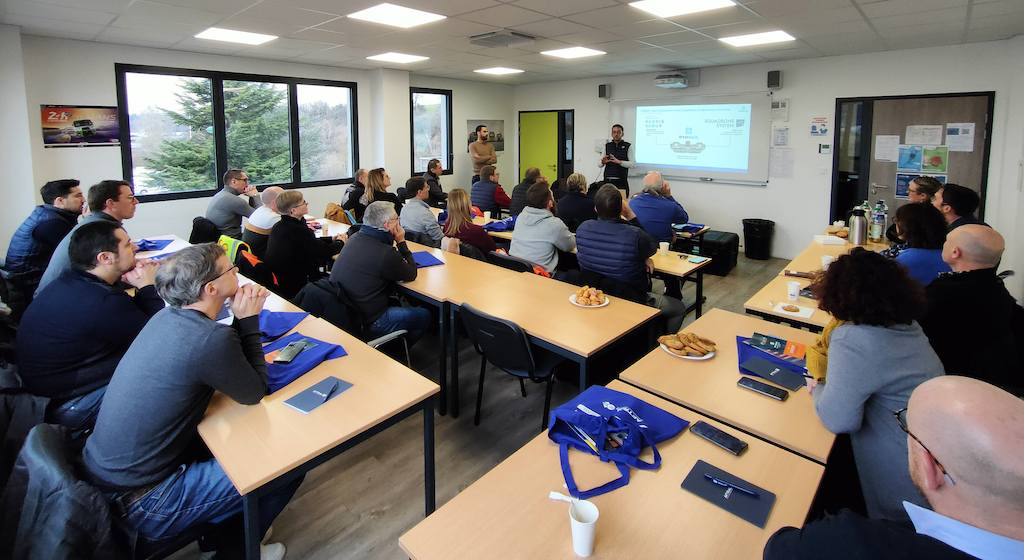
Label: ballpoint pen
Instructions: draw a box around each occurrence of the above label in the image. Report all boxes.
[705,473,760,498]
[315,380,339,403]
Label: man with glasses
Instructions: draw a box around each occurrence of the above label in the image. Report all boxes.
[206,169,263,239]
[82,243,298,560]
[36,179,139,296]
[765,375,1024,560]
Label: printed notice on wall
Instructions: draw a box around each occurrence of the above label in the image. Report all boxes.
[769,147,795,179]
[773,126,790,147]
[945,123,975,152]
[905,125,943,145]
[771,99,790,121]
[874,135,900,162]
[810,116,829,137]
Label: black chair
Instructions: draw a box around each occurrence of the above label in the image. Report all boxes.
[486,251,535,273]
[460,303,567,433]
[189,216,220,244]
[405,230,440,248]
[562,268,646,304]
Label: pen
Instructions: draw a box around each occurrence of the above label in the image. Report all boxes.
[705,474,760,498]
[315,380,339,403]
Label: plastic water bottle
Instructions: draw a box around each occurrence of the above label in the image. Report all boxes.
[868,201,887,243]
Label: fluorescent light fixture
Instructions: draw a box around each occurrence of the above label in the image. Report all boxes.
[629,0,735,18]
[720,30,796,47]
[195,27,277,45]
[348,3,445,29]
[366,52,429,63]
[541,46,606,59]
[474,67,525,75]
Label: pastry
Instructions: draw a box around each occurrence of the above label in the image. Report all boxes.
[782,304,800,312]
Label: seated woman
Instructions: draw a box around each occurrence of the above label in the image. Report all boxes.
[808,248,944,525]
[443,188,496,255]
[365,168,402,216]
[265,190,346,299]
[882,176,942,251]
[890,202,950,286]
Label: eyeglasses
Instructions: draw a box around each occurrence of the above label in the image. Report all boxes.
[204,265,238,285]
[893,408,954,485]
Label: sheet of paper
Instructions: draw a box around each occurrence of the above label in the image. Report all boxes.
[769,147,794,179]
[945,122,975,152]
[874,135,900,162]
[906,125,943,145]
[771,99,789,121]
[772,127,789,147]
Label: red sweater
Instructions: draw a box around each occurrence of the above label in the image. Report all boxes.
[448,222,496,254]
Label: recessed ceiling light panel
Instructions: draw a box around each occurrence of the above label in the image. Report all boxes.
[629,0,735,18]
[195,27,277,45]
[541,46,606,59]
[348,3,446,29]
[720,30,796,47]
[366,52,429,63]
[474,67,525,75]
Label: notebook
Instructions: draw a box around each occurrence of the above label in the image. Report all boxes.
[283,376,352,414]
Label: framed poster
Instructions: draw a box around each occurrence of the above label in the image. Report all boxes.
[41,105,120,147]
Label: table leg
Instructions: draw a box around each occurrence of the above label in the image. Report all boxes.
[243,493,260,560]
[578,357,588,394]
[449,305,460,418]
[423,400,436,516]
[696,270,704,318]
[437,302,448,416]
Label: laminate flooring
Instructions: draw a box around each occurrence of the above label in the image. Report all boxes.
[169,254,789,559]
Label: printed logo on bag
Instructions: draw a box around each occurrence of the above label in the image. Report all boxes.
[576,404,601,417]
[603,402,646,426]
[603,402,615,411]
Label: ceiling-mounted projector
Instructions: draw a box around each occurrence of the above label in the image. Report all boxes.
[654,74,688,88]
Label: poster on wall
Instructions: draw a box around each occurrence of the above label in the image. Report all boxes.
[809,116,829,137]
[921,146,949,173]
[945,123,975,152]
[466,119,504,152]
[896,173,946,199]
[41,105,120,148]
[897,145,923,172]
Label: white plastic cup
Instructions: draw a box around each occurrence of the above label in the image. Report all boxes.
[786,281,801,302]
[659,241,670,256]
[569,500,599,557]
[821,255,834,270]
[483,211,491,221]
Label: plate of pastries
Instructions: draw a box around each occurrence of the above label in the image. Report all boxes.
[658,332,717,360]
[570,286,609,308]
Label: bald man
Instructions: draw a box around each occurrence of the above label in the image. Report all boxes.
[241,186,284,258]
[764,376,1024,559]
[918,225,1022,395]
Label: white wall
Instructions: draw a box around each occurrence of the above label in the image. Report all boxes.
[513,37,1024,300]
[0,25,37,260]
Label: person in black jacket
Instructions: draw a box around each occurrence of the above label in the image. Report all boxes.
[342,168,368,222]
[265,190,345,299]
[557,173,598,232]
[509,167,545,216]
[422,159,447,207]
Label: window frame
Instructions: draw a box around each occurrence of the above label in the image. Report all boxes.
[409,87,453,177]
[115,63,360,202]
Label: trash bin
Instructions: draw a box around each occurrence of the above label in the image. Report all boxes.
[742,218,774,260]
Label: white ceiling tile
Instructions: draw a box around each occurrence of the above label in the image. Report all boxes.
[860,0,968,19]
[418,17,497,38]
[287,27,350,45]
[510,0,618,18]
[747,0,851,18]
[214,16,305,37]
[310,16,394,37]
[417,47,494,63]
[348,29,449,50]
[661,39,720,52]
[971,0,1024,18]
[552,30,629,46]
[110,15,205,36]
[420,0,502,17]
[964,24,1024,42]
[457,4,550,27]
[505,38,579,53]
[5,1,118,26]
[510,18,593,38]
[584,38,652,52]
[97,26,184,47]
[123,1,224,27]
[563,4,660,27]
[18,28,102,42]
[29,0,132,13]
[698,21,787,39]
[291,47,355,63]
[969,12,1024,29]
[876,20,965,39]
[604,19,685,39]
[785,19,874,39]
[235,3,341,27]
[755,46,823,60]
[238,38,341,58]
[6,14,106,36]
[871,7,969,30]
[769,6,865,27]
[422,37,501,52]
[637,30,705,47]
[273,0,375,15]
[146,0,259,13]
[701,52,766,64]
[666,5,759,30]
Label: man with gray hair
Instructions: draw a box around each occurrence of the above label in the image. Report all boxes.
[241,186,283,258]
[342,168,369,221]
[629,171,689,243]
[331,201,430,345]
[82,243,298,559]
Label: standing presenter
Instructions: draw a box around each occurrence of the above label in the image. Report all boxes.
[599,124,635,196]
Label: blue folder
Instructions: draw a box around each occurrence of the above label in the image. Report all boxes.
[412,251,444,268]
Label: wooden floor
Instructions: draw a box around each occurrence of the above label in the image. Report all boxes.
[170,254,789,559]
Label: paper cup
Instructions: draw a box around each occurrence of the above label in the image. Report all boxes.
[569,500,599,557]
[821,255,834,270]
[483,211,491,221]
[787,281,801,302]
[659,241,670,256]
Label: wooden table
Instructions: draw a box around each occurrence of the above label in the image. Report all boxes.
[781,231,888,276]
[620,309,834,464]
[400,380,824,560]
[459,273,660,394]
[743,276,831,332]
[198,317,439,559]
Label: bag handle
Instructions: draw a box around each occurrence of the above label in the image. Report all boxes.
[560,444,631,500]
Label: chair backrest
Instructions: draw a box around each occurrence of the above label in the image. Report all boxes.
[217,235,250,262]
[405,230,440,248]
[459,303,538,379]
[189,216,219,244]
[290,278,363,338]
[563,268,646,304]
[458,243,485,261]
[235,249,277,289]
[486,251,534,273]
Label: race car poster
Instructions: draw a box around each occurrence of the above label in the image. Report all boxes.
[41,105,120,148]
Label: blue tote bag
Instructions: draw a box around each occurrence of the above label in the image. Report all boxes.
[547,385,689,499]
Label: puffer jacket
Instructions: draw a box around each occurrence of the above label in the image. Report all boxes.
[4,205,78,283]
[575,217,657,296]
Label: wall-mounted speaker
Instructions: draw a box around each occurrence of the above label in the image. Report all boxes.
[598,84,611,98]
[767,70,782,89]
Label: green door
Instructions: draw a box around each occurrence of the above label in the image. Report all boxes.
[519,111,559,183]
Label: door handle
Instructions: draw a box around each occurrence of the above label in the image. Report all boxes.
[871,183,889,189]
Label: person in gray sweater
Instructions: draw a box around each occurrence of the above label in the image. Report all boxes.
[400,177,444,242]
[205,169,263,239]
[509,182,576,274]
[808,248,945,525]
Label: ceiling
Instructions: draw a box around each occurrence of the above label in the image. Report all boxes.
[2,0,1023,85]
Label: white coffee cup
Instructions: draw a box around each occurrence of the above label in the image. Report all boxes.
[786,281,801,302]
[483,211,491,221]
[821,255,834,270]
[569,500,599,557]
[659,241,670,256]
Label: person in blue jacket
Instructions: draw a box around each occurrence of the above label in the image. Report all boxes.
[629,172,689,243]
[891,202,951,286]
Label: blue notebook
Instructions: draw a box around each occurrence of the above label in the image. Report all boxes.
[681,460,776,528]
[412,251,444,268]
[283,376,352,414]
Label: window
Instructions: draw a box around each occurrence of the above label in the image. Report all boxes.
[117,65,358,201]
[410,87,452,175]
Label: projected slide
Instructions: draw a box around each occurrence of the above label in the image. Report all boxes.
[635,104,752,174]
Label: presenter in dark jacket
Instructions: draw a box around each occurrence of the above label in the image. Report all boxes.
[599,124,635,195]
[265,190,345,299]
[557,173,598,232]
[422,158,447,207]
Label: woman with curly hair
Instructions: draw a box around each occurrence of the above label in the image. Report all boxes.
[890,202,951,286]
[807,248,944,524]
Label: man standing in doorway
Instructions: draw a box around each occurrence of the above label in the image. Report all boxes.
[470,125,497,186]
[599,124,635,196]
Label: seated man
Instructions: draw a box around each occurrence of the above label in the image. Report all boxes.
[470,165,511,216]
[331,201,431,345]
[82,243,298,559]
[510,182,576,275]
[932,183,988,231]
[509,167,544,217]
[17,220,162,434]
[265,190,345,300]
[764,376,1024,560]
[629,172,688,243]
[422,159,447,207]
[205,169,263,239]
[400,177,444,244]
[557,173,598,232]
[918,225,1021,394]
[241,186,283,258]
[575,185,687,332]
[342,168,369,222]
[4,179,84,300]
[37,179,139,296]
